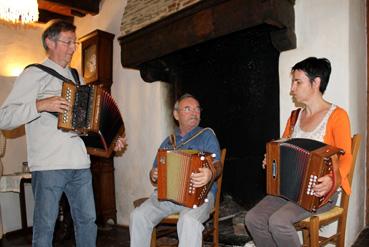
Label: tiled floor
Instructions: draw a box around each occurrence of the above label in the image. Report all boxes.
[1,194,368,247]
[1,225,369,246]
[352,227,369,247]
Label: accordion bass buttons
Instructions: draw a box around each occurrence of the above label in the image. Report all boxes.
[306,175,318,195]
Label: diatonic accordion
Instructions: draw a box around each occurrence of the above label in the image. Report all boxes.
[58,81,125,158]
[157,149,216,208]
[266,138,344,212]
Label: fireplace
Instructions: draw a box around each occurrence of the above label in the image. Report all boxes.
[119,0,296,209]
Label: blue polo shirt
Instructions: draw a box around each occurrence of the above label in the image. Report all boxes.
[153,126,221,197]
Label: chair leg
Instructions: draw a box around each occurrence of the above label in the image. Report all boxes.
[301,229,310,247]
[336,216,346,247]
[151,228,157,247]
[213,218,219,247]
[309,216,320,247]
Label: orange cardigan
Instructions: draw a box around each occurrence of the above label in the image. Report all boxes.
[282,106,353,195]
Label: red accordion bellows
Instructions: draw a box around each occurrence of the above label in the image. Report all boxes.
[58,81,125,158]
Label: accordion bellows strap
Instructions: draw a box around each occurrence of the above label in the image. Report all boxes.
[266,138,344,212]
[157,149,216,208]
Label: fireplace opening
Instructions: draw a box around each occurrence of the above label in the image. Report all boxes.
[140,24,281,209]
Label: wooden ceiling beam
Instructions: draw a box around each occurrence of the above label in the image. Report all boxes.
[37,0,100,23]
[40,0,100,15]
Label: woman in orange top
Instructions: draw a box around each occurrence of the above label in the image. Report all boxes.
[245,57,352,247]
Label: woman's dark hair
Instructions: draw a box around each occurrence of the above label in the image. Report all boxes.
[291,57,332,94]
[42,19,76,51]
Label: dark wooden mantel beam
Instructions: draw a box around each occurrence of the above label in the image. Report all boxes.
[118,0,296,69]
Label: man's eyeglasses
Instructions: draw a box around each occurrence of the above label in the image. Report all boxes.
[56,39,80,46]
[177,106,202,113]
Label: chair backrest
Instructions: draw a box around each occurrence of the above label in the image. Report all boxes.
[214,148,226,217]
[340,134,361,212]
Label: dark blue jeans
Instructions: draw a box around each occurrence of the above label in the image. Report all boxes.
[32,169,97,247]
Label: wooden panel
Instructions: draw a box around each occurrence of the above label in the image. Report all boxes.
[38,0,99,15]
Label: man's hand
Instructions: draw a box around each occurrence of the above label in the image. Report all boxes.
[191,167,212,188]
[150,167,158,184]
[114,136,127,152]
[36,96,69,113]
[313,174,333,197]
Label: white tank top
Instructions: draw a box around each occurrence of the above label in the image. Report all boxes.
[291,104,336,142]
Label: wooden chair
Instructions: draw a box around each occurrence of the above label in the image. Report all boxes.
[151,148,227,247]
[294,134,361,247]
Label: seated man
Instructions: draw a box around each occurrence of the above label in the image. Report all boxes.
[130,93,222,247]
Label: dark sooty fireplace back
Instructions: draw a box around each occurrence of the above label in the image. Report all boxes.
[158,25,280,209]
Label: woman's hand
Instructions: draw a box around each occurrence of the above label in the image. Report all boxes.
[313,174,333,197]
[262,153,266,169]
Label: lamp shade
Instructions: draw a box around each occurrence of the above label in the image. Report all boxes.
[0,0,38,24]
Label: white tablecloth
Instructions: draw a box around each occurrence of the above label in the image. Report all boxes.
[0,173,32,238]
[0,173,32,193]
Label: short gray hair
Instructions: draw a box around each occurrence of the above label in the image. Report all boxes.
[174,93,198,110]
[42,19,76,51]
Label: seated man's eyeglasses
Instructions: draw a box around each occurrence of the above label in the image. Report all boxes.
[178,106,202,113]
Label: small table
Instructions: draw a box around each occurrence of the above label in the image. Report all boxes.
[0,173,32,232]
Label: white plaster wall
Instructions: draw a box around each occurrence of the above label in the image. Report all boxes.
[0,24,44,76]
[279,0,367,245]
[74,0,175,226]
[0,76,34,232]
[0,24,42,233]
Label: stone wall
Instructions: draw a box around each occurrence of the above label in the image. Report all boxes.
[120,0,201,36]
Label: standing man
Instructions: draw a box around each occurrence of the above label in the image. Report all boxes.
[0,19,125,247]
[130,93,222,247]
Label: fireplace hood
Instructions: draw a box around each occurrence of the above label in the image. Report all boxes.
[118,0,296,81]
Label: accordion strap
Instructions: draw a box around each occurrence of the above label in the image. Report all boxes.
[319,155,342,207]
[25,64,79,118]
[169,134,176,149]
[70,68,81,85]
[25,63,78,84]
[174,127,216,150]
[288,108,301,138]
